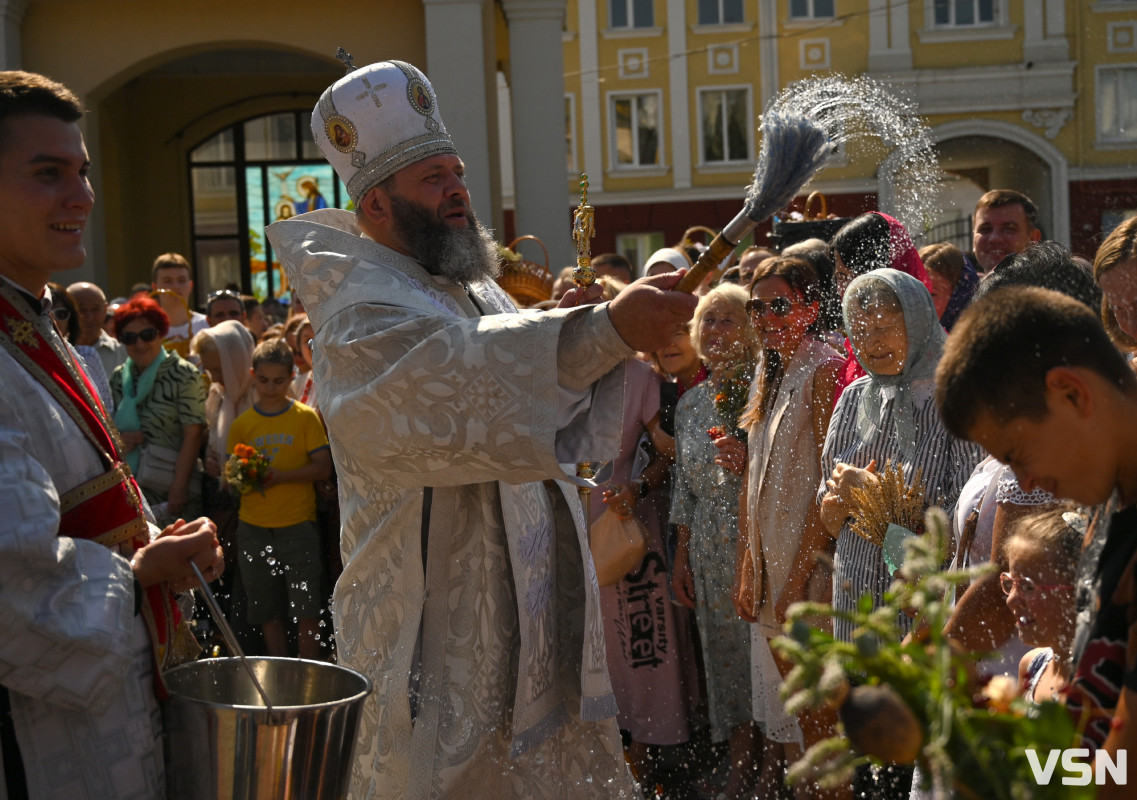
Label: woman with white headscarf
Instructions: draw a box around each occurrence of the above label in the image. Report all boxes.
[191,320,256,527]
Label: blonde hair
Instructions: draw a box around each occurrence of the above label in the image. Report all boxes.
[691,283,759,365]
[1004,506,1084,576]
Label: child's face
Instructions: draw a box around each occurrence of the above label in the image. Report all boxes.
[848,303,908,376]
[1004,539,1076,650]
[252,362,292,404]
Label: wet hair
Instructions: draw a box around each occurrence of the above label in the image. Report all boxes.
[920,242,965,286]
[782,237,838,332]
[831,212,892,276]
[974,189,1040,232]
[936,286,1136,439]
[1004,506,1084,579]
[251,338,294,372]
[690,283,758,364]
[975,241,1102,312]
[151,252,192,283]
[0,72,83,153]
[741,256,823,428]
[114,296,170,339]
[1094,216,1137,351]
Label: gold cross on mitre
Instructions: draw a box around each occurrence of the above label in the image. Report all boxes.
[356,76,387,109]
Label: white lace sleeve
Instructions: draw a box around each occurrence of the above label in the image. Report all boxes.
[996,475,1055,506]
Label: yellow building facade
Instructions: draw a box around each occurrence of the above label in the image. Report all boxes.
[5,0,1134,297]
[558,0,1137,265]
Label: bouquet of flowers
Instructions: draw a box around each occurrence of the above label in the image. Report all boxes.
[711,358,756,443]
[224,443,271,496]
[772,507,1090,800]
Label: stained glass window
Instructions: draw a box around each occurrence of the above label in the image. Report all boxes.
[188,112,351,306]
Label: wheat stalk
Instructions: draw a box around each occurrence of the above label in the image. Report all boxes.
[848,461,926,547]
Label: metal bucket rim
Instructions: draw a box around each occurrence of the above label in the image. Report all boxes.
[164,656,372,712]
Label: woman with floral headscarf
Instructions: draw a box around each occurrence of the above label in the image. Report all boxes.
[829,212,935,402]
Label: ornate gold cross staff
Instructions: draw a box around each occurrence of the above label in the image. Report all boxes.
[571,175,597,515]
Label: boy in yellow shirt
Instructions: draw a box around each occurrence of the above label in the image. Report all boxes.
[227,339,331,659]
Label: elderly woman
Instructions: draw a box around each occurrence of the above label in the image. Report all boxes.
[830,212,934,401]
[670,283,760,799]
[112,296,206,523]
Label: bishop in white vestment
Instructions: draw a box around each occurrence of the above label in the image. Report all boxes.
[267,58,697,800]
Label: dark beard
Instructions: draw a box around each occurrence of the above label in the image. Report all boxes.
[389,194,501,284]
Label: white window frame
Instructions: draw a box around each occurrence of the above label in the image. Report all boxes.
[697,0,744,26]
[932,0,996,26]
[1096,64,1137,147]
[609,0,654,30]
[616,232,665,276]
[919,0,1012,43]
[565,93,578,175]
[788,0,835,21]
[696,86,753,169]
[607,90,665,171]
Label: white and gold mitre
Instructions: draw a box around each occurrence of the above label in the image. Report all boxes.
[311,57,457,205]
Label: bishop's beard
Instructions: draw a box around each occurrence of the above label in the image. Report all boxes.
[389,194,501,284]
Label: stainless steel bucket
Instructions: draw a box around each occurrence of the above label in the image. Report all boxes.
[164,657,371,800]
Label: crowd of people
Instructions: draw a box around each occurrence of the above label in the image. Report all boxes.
[5,59,1137,800]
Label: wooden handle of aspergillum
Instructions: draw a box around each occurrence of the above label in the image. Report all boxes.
[674,234,742,293]
[673,209,760,294]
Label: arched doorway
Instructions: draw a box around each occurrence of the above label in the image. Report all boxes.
[91,46,342,296]
[930,121,1068,248]
[188,111,352,304]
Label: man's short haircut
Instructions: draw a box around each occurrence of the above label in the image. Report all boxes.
[151,252,192,282]
[0,71,83,152]
[919,242,965,286]
[974,189,1040,232]
[206,289,244,316]
[935,286,1135,439]
[591,252,633,278]
[974,241,1102,312]
[251,338,294,372]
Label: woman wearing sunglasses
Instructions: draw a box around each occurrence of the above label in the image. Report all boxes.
[111,296,206,523]
[731,256,846,798]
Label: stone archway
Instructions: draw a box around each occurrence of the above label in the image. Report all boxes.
[878,119,1069,249]
[85,46,343,293]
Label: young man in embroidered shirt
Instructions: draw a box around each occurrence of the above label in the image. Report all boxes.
[0,69,223,800]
